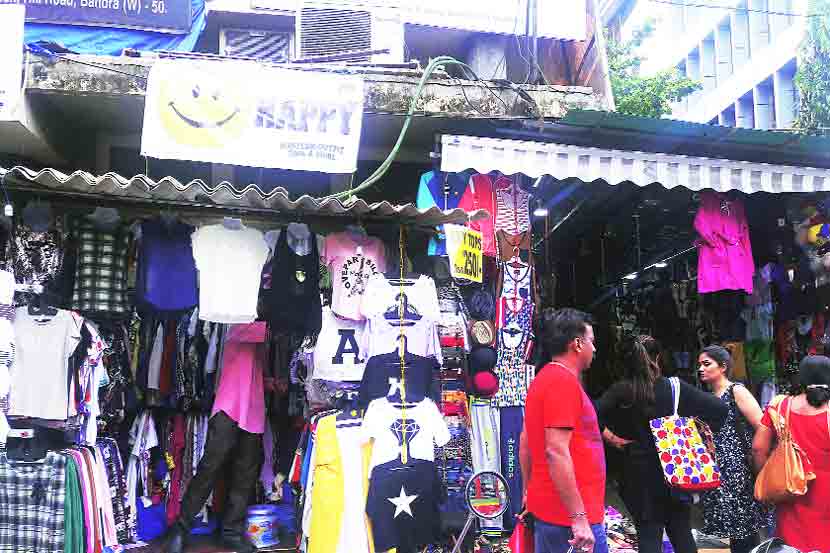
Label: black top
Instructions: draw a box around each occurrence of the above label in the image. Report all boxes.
[264,229,322,335]
[359,352,439,409]
[596,377,728,524]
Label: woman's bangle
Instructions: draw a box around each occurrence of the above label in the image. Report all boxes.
[569,512,587,520]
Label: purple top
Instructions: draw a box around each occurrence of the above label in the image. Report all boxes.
[136,218,198,313]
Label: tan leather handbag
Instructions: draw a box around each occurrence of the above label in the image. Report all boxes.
[754,396,816,503]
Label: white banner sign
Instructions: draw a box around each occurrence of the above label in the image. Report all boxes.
[141,61,365,173]
[0,5,25,121]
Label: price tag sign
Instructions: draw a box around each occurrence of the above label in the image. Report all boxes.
[445,224,483,283]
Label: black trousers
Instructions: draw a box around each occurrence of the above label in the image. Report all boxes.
[635,502,697,553]
[176,411,263,534]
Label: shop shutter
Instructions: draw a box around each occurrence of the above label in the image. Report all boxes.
[221,29,292,63]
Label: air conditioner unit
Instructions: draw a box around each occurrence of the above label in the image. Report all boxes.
[220,28,293,63]
[296,1,404,63]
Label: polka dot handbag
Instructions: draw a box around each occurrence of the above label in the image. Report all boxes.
[649,377,722,491]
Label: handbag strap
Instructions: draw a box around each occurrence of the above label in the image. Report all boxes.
[669,377,680,416]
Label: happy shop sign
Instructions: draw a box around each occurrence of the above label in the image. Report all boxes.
[141,61,365,174]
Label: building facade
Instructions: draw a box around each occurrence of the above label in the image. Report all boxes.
[627,0,804,130]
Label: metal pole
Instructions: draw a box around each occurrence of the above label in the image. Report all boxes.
[450,513,477,553]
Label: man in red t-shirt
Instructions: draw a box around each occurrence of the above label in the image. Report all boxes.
[520,308,607,553]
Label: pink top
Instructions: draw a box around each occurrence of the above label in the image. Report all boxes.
[694,191,754,295]
[323,232,387,320]
[212,322,267,434]
[459,174,509,258]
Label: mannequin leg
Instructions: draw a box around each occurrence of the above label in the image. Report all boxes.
[176,411,240,529]
[222,427,264,535]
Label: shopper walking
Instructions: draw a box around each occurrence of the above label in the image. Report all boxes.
[753,355,830,553]
[596,335,727,553]
[520,308,607,553]
[697,345,771,553]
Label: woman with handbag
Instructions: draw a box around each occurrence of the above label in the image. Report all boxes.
[752,355,830,553]
[596,335,728,553]
[697,345,772,553]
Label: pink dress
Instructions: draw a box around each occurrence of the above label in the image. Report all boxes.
[694,191,754,294]
[761,399,830,552]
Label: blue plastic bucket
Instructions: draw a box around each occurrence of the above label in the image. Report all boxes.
[246,504,281,548]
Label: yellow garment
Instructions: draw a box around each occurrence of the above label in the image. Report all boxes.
[363,428,375,553]
[308,415,343,553]
[723,341,747,381]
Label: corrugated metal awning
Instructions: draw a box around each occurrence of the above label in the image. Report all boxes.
[0,166,488,226]
[441,134,830,194]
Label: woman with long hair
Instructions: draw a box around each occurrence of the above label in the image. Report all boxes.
[697,345,771,553]
[597,335,727,553]
[753,355,830,553]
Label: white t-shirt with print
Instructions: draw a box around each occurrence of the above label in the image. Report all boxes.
[361,397,451,471]
[360,274,443,363]
[312,307,367,382]
[192,223,270,324]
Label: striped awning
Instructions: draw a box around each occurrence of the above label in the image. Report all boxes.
[441,134,830,194]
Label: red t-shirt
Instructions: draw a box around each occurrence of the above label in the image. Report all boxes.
[525,362,606,525]
[458,174,510,258]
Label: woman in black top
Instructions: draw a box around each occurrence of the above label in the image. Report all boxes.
[597,335,728,553]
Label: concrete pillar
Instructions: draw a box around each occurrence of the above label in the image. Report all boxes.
[731,7,750,67]
[748,0,771,54]
[719,107,736,127]
[700,36,717,91]
[686,50,702,105]
[774,65,797,129]
[468,35,509,81]
[753,83,773,129]
[736,97,755,128]
[715,23,733,82]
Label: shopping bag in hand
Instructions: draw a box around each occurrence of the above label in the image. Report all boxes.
[509,516,534,553]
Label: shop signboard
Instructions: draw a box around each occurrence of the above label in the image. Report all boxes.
[0,0,191,34]
[0,4,25,121]
[444,225,483,283]
[141,61,365,174]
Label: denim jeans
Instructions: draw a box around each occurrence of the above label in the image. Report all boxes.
[534,519,609,553]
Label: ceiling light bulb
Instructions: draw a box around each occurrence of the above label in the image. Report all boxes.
[533,206,549,217]
[624,272,638,280]
[654,262,668,268]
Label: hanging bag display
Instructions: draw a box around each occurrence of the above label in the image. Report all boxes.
[650,377,722,491]
[754,396,816,503]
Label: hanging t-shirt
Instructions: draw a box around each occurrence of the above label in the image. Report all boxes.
[366,458,443,553]
[135,218,198,314]
[322,232,387,321]
[312,307,367,382]
[191,223,270,324]
[459,174,511,258]
[416,170,468,256]
[360,274,442,363]
[358,352,439,408]
[494,179,531,235]
[9,308,81,420]
[71,219,132,315]
[362,397,451,471]
[493,297,535,407]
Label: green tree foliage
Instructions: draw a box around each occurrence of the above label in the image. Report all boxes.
[794,0,830,132]
[606,21,701,118]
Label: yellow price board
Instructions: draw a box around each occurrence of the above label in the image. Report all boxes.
[444,224,483,283]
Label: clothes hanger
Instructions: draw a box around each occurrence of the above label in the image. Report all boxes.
[28,292,58,318]
[222,216,243,230]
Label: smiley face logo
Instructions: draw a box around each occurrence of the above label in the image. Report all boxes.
[157,69,252,148]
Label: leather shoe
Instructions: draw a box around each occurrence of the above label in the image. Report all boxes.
[165,525,187,553]
[221,531,257,553]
